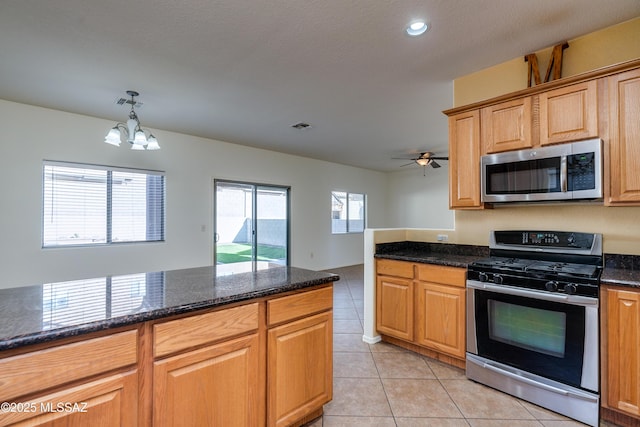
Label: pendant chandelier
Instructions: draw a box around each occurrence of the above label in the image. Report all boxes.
[104,90,160,150]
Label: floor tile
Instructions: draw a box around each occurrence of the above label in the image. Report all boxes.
[333,333,370,352]
[322,415,397,426]
[333,352,378,378]
[441,379,535,420]
[333,306,359,320]
[382,378,463,418]
[373,351,436,379]
[425,358,466,380]
[467,420,542,427]
[323,378,392,417]
[369,340,407,353]
[333,319,363,334]
[396,418,471,427]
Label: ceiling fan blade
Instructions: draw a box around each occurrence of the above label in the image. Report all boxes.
[429,156,449,160]
[430,161,442,168]
[400,162,416,167]
[392,157,419,160]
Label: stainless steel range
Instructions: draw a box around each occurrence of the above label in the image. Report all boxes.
[466,230,603,427]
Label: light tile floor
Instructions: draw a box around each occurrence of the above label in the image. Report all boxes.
[306,264,615,427]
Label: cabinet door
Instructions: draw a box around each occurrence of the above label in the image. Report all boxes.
[539,80,598,146]
[0,371,138,427]
[482,97,533,153]
[415,282,465,359]
[448,110,483,209]
[608,68,640,205]
[376,275,414,341]
[606,288,640,416]
[153,333,262,427]
[267,311,332,427]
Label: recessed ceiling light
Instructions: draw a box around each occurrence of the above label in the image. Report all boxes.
[406,21,428,36]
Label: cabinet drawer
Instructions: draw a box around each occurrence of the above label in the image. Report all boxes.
[376,259,414,279]
[268,286,332,326]
[417,264,466,287]
[0,329,137,402]
[154,303,259,358]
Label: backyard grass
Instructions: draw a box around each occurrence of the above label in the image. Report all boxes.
[216,243,286,264]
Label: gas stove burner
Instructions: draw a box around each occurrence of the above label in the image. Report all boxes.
[525,261,598,278]
[472,257,536,272]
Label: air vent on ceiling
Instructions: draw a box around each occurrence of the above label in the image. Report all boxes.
[291,122,311,130]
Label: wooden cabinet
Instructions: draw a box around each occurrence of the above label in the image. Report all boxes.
[152,303,261,427]
[607,68,640,205]
[375,259,466,365]
[153,333,261,427]
[267,287,333,427]
[482,97,533,153]
[376,274,414,341]
[448,110,483,209]
[0,284,334,427]
[415,265,466,359]
[603,286,640,419]
[0,330,138,427]
[539,80,598,146]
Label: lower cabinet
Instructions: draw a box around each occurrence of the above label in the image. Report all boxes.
[376,275,414,341]
[0,371,138,427]
[0,330,138,427]
[375,259,466,365]
[267,311,332,427]
[266,286,333,427]
[603,286,640,422]
[415,281,465,359]
[153,333,261,427]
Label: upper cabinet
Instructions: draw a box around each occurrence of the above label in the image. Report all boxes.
[448,110,483,209]
[444,59,640,209]
[482,97,533,153]
[607,68,640,205]
[539,80,598,146]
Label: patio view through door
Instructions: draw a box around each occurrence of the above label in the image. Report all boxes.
[214,180,289,274]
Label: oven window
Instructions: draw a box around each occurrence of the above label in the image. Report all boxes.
[486,157,561,194]
[474,289,586,389]
[489,300,566,358]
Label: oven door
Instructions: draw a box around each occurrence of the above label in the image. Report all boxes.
[466,280,598,392]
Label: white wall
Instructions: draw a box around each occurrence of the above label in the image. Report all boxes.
[0,99,388,288]
[385,165,454,230]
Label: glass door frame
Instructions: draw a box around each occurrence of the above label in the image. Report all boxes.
[213,179,290,269]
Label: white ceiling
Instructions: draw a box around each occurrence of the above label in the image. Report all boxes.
[1,1,639,171]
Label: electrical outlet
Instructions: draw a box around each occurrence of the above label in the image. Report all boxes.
[437,234,448,242]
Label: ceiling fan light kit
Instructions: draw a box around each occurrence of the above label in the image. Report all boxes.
[392,151,448,175]
[104,90,160,151]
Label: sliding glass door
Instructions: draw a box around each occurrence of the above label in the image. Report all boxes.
[214,180,289,274]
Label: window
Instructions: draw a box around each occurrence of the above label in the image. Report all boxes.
[43,161,165,247]
[331,191,365,234]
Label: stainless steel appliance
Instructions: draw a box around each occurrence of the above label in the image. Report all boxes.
[481,138,602,203]
[466,230,603,427]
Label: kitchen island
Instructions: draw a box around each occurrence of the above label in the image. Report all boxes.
[0,265,337,427]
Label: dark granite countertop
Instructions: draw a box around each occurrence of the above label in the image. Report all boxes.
[374,241,489,268]
[375,242,640,289]
[0,266,338,352]
[601,254,640,288]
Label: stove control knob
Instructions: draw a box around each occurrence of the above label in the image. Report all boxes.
[493,274,504,285]
[564,283,577,295]
[545,281,558,292]
[478,272,489,282]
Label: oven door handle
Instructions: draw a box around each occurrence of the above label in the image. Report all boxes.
[482,362,599,403]
[560,155,568,193]
[466,280,598,306]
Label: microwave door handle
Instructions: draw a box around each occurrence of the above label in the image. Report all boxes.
[560,155,568,192]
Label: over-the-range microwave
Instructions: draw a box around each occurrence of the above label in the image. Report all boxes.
[481,138,603,203]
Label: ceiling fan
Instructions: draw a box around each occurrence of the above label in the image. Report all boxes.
[392,152,449,175]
